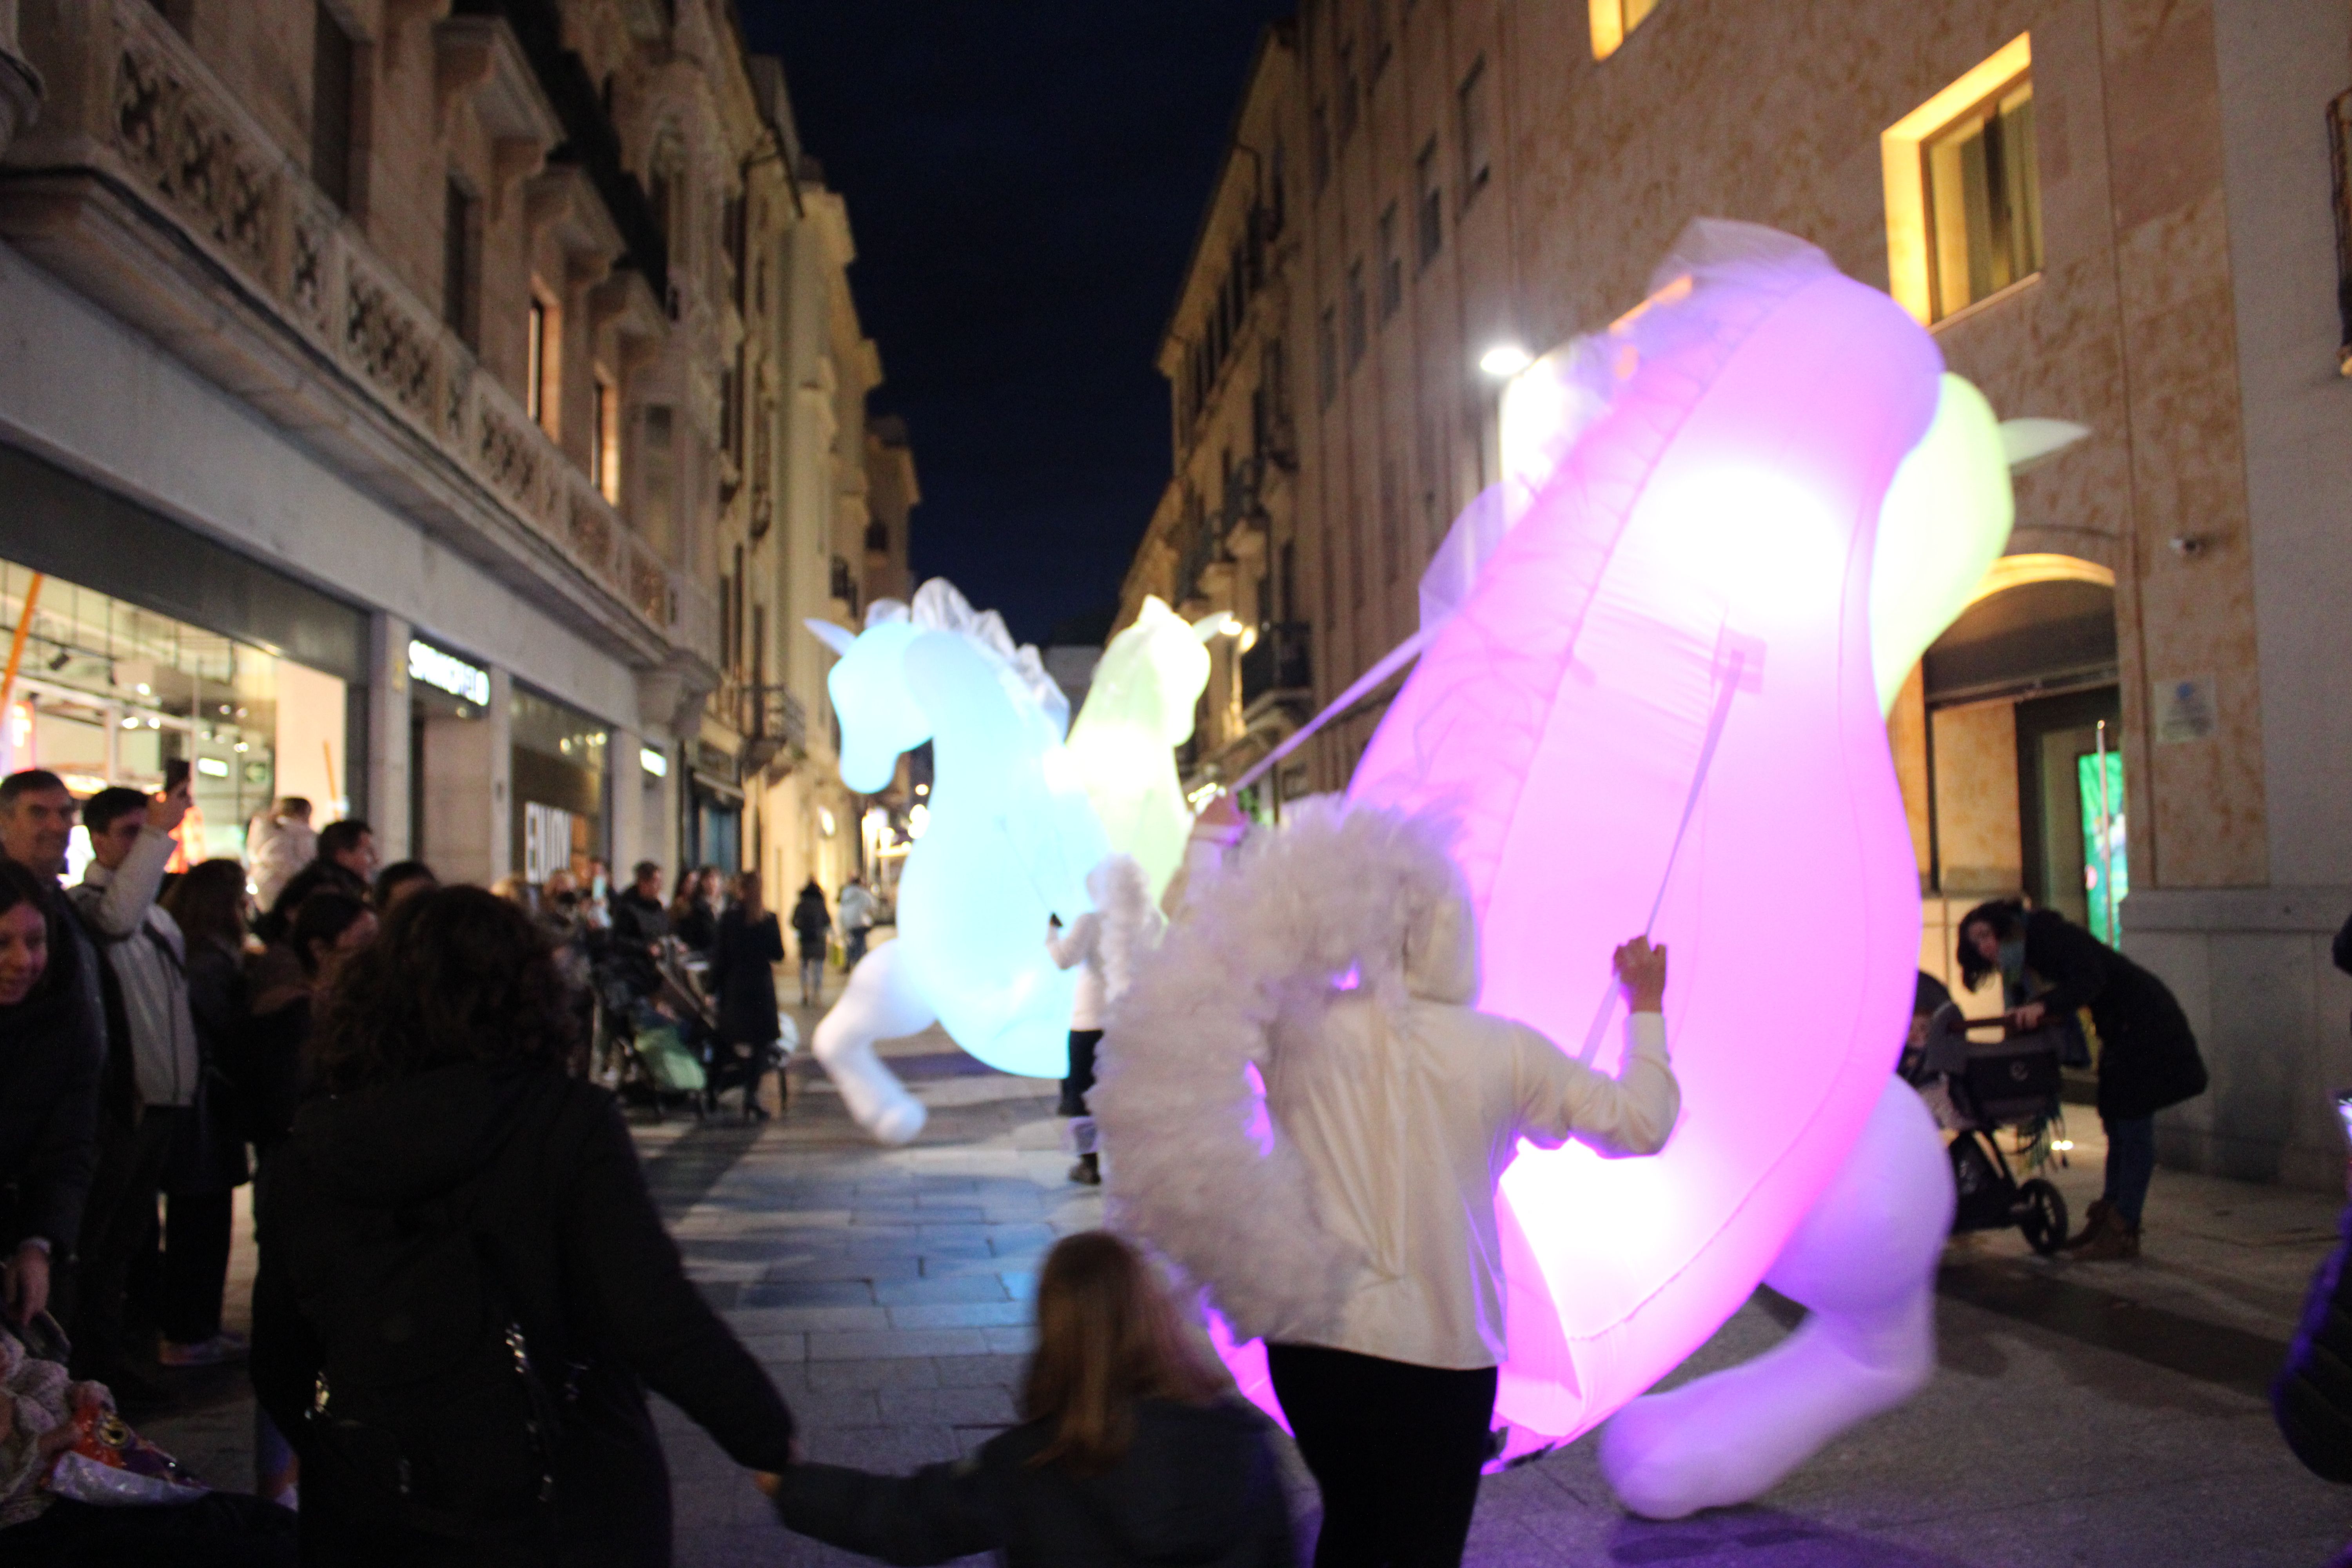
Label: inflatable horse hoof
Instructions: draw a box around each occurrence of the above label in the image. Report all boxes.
[870,1097,927,1147]
[1599,1078,1953,1519]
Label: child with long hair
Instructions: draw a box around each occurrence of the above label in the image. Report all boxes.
[770,1230,1294,1566]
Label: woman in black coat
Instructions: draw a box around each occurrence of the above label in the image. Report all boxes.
[789,880,831,1008]
[1959,900,2206,1259]
[154,859,255,1364]
[707,871,786,1120]
[0,858,100,1329]
[250,887,796,1567]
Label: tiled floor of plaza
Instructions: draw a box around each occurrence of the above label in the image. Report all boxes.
[148,990,2352,1566]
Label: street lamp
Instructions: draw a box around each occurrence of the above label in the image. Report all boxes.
[1479,342,1534,379]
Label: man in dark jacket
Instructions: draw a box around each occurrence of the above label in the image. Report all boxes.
[1960,901,2207,1260]
[0,771,104,1331]
[258,818,378,941]
[609,861,670,949]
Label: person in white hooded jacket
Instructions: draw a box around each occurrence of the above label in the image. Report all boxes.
[1097,804,1680,1568]
[1265,891,1677,1568]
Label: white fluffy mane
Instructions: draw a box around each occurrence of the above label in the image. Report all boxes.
[1094,801,1465,1343]
[875,579,1071,737]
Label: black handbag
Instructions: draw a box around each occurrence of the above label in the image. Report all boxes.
[1962,1027,2065,1126]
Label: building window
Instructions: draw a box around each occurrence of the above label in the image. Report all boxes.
[1345,261,1367,370]
[311,1,355,211]
[1590,0,1661,62]
[592,379,621,504]
[1922,80,2041,319]
[1377,202,1403,322]
[525,298,552,430]
[732,544,747,676]
[1416,138,1443,267]
[1268,139,1288,236]
[1318,305,1339,409]
[1457,60,1491,205]
[1881,34,2040,325]
[441,177,478,350]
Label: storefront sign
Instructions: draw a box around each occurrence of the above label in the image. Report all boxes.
[639,745,669,778]
[521,801,575,884]
[408,639,490,706]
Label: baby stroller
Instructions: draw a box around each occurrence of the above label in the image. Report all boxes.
[1914,1002,2070,1256]
[592,938,718,1122]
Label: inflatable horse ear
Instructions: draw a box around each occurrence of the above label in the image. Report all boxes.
[804,619,857,657]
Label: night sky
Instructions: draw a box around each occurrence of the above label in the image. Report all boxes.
[737,3,1293,647]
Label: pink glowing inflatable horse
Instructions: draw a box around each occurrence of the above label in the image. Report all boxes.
[1104,223,2011,1516]
[1341,222,1992,1503]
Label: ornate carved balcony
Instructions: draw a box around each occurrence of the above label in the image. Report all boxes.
[0,0,714,676]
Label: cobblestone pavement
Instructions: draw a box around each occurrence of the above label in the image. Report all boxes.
[145,1002,2352,1566]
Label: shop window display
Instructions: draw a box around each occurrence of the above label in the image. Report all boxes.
[510,687,608,884]
[0,561,348,879]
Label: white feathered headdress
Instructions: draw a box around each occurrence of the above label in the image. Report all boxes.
[895,579,1072,738]
[1093,800,1467,1343]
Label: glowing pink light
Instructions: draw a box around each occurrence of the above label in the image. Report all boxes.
[1272,240,1927,1446]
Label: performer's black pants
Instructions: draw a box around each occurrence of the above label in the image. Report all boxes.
[1058,1029,1102,1116]
[1267,1341,1498,1568]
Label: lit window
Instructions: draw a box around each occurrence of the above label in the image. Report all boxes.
[592,379,621,504]
[1923,81,2041,319]
[1457,60,1490,205]
[1882,34,2041,325]
[1590,0,1661,62]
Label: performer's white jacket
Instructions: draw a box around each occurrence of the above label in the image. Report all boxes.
[1269,893,1680,1371]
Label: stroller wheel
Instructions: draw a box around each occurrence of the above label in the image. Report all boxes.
[2018,1178,2069,1256]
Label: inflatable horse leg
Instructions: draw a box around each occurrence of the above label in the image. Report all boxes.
[811,940,933,1146]
[1600,1078,1955,1519]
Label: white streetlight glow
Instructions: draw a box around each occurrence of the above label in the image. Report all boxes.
[1479,343,1534,379]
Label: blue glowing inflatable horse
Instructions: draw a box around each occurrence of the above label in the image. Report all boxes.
[804,581,1108,1143]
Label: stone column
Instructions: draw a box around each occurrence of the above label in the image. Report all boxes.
[610,724,644,872]
[366,613,413,863]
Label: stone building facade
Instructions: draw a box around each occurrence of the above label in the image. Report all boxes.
[0,0,908,906]
[1127,0,2352,1188]
[1121,25,1307,800]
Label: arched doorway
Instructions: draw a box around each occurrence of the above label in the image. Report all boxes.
[1909,554,2124,987]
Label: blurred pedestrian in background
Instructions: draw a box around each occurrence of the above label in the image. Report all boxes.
[152,859,255,1369]
[709,871,786,1121]
[837,874,878,969]
[789,879,830,1008]
[370,860,436,912]
[244,797,314,913]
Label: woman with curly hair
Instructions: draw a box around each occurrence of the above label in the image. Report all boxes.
[249,886,796,1566]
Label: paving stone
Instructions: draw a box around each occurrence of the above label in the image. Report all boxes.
[873,1274,1014,1305]
[886,1301,1033,1330]
[807,1328,995,1361]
